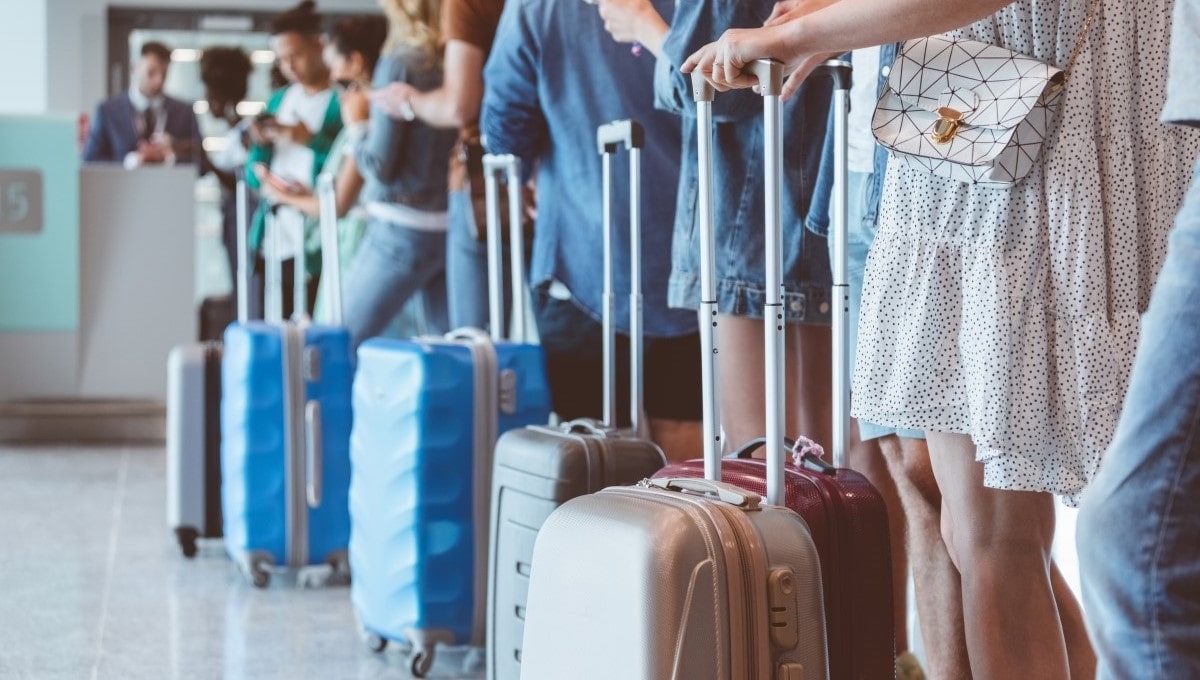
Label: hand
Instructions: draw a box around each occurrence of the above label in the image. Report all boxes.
[136,139,170,164]
[368,82,418,121]
[682,24,833,99]
[523,179,538,222]
[595,0,665,46]
[248,118,278,145]
[280,122,313,146]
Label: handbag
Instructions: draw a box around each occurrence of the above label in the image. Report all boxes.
[871,0,1101,187]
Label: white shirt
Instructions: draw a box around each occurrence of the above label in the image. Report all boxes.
[848,47,881,174]
[263,84,335,261]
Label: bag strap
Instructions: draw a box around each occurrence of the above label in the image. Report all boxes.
[1062,0,1103,83]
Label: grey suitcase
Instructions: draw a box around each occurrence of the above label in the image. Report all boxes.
[166,171,252,557]
[484,124,667,680]
[518,62,831,680]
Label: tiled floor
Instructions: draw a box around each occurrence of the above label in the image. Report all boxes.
[0,446,480,680]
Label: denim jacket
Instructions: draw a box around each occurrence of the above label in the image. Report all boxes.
[654,0,832,320]
[805,42,899,236]
[480,0,697,337]
[357,47,458,212]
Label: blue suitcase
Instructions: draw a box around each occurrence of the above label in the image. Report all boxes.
[222,184,355,587]
[350,157,551,678]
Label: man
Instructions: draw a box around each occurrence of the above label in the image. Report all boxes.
[83,41,199,167]
[1078,0,1200,676]
[482,0,703,461]
[245,0,342,319]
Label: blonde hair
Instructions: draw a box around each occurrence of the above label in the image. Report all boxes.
[379,0,442,56]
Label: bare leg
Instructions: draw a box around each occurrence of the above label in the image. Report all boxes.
[927,431,1069,680]
[879,435,971,679]
[1052,562,1097,679]
[844,422,909,653]
[648,417,703,464]
[717,315,831,448]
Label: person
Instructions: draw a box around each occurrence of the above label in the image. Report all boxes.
[595,0,835,458]
[369,0,514,333]
[82,41,199,167]
[198,46,255,305]
[245,0,342,320]
[1077,0,1200,676]
[482,0,704,461]
[684,0,1200,677]
[258,15,412,330]
[341,0,457,346]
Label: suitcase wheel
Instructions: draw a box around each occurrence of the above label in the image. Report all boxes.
[363,633,386,654]
[250,566,270,588]
[410,650,432,678]
[174,527,199,558]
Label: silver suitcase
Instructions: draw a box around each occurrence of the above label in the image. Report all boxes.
[519,63,831,680]
[484,127,667,680]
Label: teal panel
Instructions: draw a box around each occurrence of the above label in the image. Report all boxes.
[0,115,79,331]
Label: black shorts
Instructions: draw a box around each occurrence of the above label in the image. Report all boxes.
[532,288,702,423]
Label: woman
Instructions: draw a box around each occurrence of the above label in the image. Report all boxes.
[344,0,457,346]
[685,0,1200,677]
[257,15,386,324]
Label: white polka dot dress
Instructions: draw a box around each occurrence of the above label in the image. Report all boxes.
[852,0,1200,504]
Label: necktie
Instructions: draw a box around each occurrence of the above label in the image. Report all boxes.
[141,107,157,141]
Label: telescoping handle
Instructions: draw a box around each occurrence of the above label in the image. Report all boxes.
[481,154,529,342]
[265,205,283,324]
[235,168,252,323]
[596,120,646,438]
[690,72,723,483]
[747,59,788,507]
[316,173,344,325]
[813,59,853,470]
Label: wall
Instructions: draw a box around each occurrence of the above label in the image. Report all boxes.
[45,0,381,117]
[0,2,48,113]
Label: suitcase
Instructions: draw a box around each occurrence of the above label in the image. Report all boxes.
[349,157,551,677]
[653,60,897,680]
[166,171,252,557]
[221,178,356,587]
[519,63,831,680]
[484,130,668,680]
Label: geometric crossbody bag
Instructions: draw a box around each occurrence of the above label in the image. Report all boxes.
[871,0,1101,187]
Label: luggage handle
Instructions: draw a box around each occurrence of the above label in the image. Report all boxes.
[561,418,610,437]
[691,72,722,482]
[481,154,529,343]
[316,173,343,325]
[265,204,284,324]
[730,436,837,476]
[305,400,323,508]
[235,167,251,323]
[647,477,761,509]
[596,119,646,438]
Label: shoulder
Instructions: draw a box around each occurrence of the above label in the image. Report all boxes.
[164,96,195,115]
[96,95,126,115]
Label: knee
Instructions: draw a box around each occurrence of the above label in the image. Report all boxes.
[881,437,940,504]
[943,513,1052,578]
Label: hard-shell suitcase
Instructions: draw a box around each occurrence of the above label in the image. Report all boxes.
[519,62,831,680]
[349,160,551,677]
[222,176,355,587]
[653,61,897,680]
[484,130,667,680]
[167,172,252,557]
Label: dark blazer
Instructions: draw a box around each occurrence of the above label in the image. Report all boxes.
[82,93,199,163]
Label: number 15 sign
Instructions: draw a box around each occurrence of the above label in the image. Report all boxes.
[0,169,44,234]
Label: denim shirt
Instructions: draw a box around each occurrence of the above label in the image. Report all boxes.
[481,0,697,337]
[357,47,458,211]
[805,42,899,236]
[654,0,832,298]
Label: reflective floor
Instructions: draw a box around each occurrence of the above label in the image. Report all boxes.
[0,446,480,680]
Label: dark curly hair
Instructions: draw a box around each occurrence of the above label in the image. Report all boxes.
[199,47,253,105]
[330,15,389,75]
[271,0,322,37]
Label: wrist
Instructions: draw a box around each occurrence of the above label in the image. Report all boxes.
[636,14,670,57]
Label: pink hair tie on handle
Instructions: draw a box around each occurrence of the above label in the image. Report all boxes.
[790,436,827,467]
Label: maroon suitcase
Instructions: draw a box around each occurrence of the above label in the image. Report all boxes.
[654,61,896,680]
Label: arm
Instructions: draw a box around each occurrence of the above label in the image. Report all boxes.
[81,103,112,162]
[596,0,670,59]
[656,0,764,121]
[374,40,486,129]
[684,0,1015,97]
[480,0,549,164]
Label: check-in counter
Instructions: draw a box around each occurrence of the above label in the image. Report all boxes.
[0,115,196,406]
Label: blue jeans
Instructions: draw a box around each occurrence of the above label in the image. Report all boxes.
[834,171,924,442]
[1077,162,1200,679]
[446,189,526,333]
[343,217,449,349]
